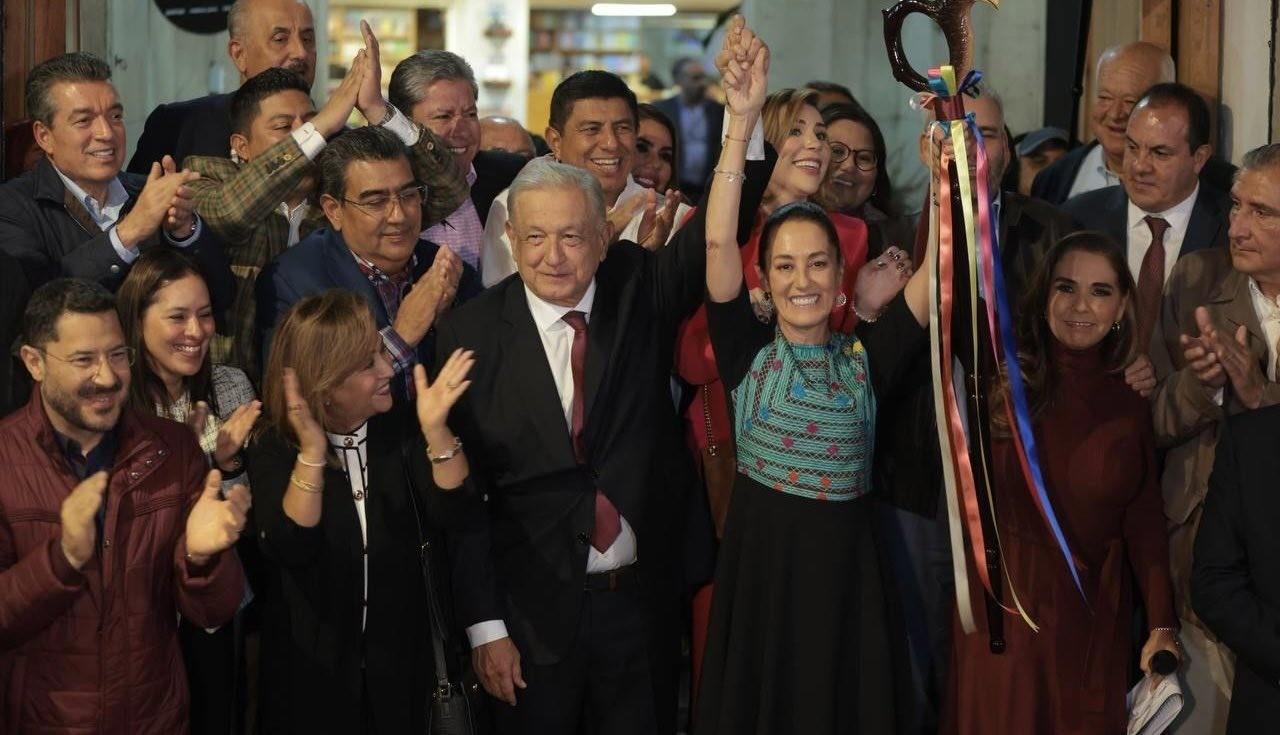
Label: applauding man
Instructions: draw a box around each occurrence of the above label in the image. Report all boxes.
[0,278,247,732]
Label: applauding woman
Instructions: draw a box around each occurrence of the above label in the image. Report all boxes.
[694,17,929,735]
[248,289,473,734]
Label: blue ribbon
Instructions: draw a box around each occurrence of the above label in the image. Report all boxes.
[987,213,1087,602]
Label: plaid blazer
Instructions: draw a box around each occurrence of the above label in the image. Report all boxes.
[188,123,470,380]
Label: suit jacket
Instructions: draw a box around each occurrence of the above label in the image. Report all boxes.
[1060,184,1229,265]
[0,157,234,313]
[438,149,775,666]
[127,93,234,174]
[248,408,465,733]
[471,149,527,223]
[1031,139,1238,206]
[1150,249,1280,634]
[1192,405,1280,735]
[255,227,482,377]
[188,124,471,378]
[653,96,724,196]
[875,191,1075,516]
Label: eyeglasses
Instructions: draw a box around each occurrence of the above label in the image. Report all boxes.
[41,346,136,373]
[828,143,877,172]
[341,185,428,217]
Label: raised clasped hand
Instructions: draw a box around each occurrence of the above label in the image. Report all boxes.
[715,14,770,118]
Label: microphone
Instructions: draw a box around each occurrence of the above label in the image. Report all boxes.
[1150,650,1179,676]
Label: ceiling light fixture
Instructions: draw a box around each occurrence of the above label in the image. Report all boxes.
[590,3,678,17]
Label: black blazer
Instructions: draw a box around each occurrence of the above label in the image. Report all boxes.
[1192,406,1280,735]
[1060,184,1229,263]
[437,148,775,666]
[653,96,724,197]
[255,226,482,381]
[0,157,234,316]
[1031,139,1238,206]
[874,192,1075,516]
[128,93,234,174]
[248,409,464,733]
[471,150,527,223]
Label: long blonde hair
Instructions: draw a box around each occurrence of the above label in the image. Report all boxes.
[260,290,381,447]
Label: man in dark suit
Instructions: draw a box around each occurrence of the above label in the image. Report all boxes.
[1032,41,1234,205]
[128,0,316,173]
[1062,83,1229,350]
[256,126,480,400]
[437,103,773,732]
[655,58,724,202]
[389,49,527,276]
[1192,406,1280,734]
[0,53,232,312]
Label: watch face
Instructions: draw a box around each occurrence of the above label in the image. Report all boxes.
[154,1,231,35]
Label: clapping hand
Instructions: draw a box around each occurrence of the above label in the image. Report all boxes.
[59,471,109,570]
[213,400,262,472]
[313,48,366,138]
[715,15,769,119]
[184,469,252,565]
[1192,306,1265,408]
[636,188,683,251]
[413,351,474,434]
[118,155,201,248]
[356,19,390,124]
[854,246,913,319]
[283,368,328,461]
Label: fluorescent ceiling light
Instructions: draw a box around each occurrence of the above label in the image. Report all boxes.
[591,3,677,16]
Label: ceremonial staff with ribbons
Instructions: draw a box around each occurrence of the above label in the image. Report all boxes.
[881,0,1085,644]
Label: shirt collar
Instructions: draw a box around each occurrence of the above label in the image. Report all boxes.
[523,279,598,334]
[50,163,128,220]
[1128,184,1200,235]
[466,164,478,187]
[1249,278,1280,318]
[326,421,369,449]
[53,426,118,472]
[1086,144,1121,180]
[351,248,416,285]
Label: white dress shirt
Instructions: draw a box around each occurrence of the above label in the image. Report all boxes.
[1067,143,1124,200]
[1249,279,1280,382]
[328,422,370,632]
[1126,185,1199,286]
[464,280,639,649]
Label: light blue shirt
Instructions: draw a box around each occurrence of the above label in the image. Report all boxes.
[50,164,201,264]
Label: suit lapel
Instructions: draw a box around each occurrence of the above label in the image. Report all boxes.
[500,284,577,461]
[321,230,389,325]
[61,188,101,236]
[583,268,624,426]
[1105,187,1130,252]
[1181,190,1224,258]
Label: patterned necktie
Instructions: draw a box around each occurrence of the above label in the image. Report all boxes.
[561,311,621,553]
[1136,216,1170,349]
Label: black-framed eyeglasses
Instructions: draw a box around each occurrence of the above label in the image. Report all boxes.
[341,184,428,217]
[40,346,136,373]
[829,143,877,172]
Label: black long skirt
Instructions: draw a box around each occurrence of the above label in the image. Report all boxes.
[694,475,895,735]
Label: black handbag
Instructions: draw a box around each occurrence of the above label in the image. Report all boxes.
[402,448,481,735]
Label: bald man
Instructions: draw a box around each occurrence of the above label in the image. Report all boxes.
[479,116,536,159]
[1032,42,1235,205]
[129,0,316,173]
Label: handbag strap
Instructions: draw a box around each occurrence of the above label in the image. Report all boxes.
[401,441,454,691]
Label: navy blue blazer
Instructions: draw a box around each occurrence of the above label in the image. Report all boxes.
[1032,140,1238,206]
[1060,184,1230,264]
[255,227,482,377]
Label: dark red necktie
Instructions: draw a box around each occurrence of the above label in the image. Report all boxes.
[562,311,621,553]
[1136,216,1170,349]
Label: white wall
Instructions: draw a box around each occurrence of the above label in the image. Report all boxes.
[1219,0,1273,161]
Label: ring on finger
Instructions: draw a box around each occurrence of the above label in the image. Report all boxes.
[890,250,903,261]
[446,381,459,389]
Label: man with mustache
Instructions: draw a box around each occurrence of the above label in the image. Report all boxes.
[1062,82,1230,351]
[0,278,248,732]
[187,23,469,380]
[256,125,481,402]
[1152,142,1280,733]
[129,0,316,173]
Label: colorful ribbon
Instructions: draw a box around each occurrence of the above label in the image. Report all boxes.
[924,65,1085,633]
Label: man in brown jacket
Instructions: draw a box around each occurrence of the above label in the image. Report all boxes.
[0,278,249,734]
[1151,142,1280,733]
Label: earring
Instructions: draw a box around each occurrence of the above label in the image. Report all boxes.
[756,291,775,323]
[1111,321,1121,332]
[835,292,848,308]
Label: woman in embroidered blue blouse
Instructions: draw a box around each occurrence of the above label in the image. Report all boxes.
[694,17,932,735]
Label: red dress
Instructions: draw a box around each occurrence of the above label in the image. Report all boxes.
[942,341,1177,735]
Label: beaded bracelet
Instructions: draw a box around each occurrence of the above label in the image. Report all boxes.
[712,168,746,183]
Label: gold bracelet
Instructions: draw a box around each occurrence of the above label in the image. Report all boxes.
[713,168,746,183]
[295,454,326,468]
[289,472,323,494]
